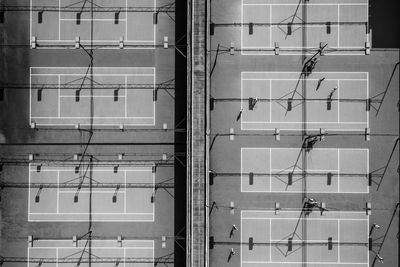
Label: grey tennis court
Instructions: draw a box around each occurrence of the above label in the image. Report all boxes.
[30,67,156,126]
[241,72,369,131]
[28,239,154,267]
[241,210,369,266]
[28,164,155,221]
[241,0,370,55]
[241,147,369,193]
[30,0,156,48]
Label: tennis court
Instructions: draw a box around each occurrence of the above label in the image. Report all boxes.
[30,67,156,126]
[241,210,369,266]
[241,72,369,131]
[241,0,369,55]
[241,148,369,193]
[28,164,155,221]
[30,0,156,48]
[28,239,154,267]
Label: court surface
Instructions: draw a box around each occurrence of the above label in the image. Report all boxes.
[241,148,369,193]
[241,72,369,131]
[30,0,156,48]
[241,0,369,55]
[28,164,155,221]
[30,67,156,126]
[241,210,369,266]
[28,239,154,266]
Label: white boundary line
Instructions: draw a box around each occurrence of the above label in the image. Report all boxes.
[337,79,340,123]
[153,69,156,125]
[367,214,370,266]
[337,149,340,192]
[337,4,340,47]
[242,217,367,221]
[366,71,369,127]
[125,75,128,118]
[58,74,61,117]
[240,72,244,130]
[125,0,128,39]
[269,5,272,47]
[29,68,32,125]
[29,0,32,41]
[268,217,271,262]
[243,210,367,215]
[152,240,155,266]
[58,0,61,41]
[241,0,244,56]
[241,142,243,193]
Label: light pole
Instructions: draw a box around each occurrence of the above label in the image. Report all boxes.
[369,223,381,236]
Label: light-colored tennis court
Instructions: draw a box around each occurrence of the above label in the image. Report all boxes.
[30,0,156,48]
[241,148,369,193]
[241,72,369,131]
[28,164,155,221]
[241,0,369,55]
[241,210,369,266]
[30,67,156,126]
[28,239,154,267]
